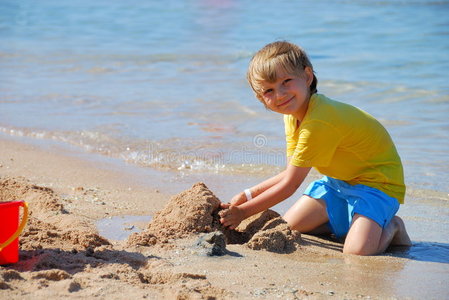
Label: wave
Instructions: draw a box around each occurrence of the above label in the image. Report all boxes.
[0,125,284,177]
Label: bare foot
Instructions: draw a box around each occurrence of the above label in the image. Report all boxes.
[390,216,412,247]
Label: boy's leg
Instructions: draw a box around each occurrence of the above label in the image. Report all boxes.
[283,195,330,233]
[343,214,411,255]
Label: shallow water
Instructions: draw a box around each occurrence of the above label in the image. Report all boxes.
[391,242,449,264]
[96,215,152,241]
[1,0,448,278]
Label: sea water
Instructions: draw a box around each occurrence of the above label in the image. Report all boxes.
[1,0,448,265]
[96,215,152,241]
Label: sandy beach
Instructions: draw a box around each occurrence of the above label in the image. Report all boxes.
[0,136,448,300]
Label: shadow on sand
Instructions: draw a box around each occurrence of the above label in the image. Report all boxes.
[3,248,155,274]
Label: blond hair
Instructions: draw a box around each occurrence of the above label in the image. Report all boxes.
[247,41,318,99]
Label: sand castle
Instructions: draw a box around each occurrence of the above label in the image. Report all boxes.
[127,182,302,254]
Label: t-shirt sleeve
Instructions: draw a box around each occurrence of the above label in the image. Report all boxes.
[289,120,343,167]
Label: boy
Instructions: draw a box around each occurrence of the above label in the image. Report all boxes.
[219,41,411,255]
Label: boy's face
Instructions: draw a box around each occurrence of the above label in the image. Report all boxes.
[257,67,313,118]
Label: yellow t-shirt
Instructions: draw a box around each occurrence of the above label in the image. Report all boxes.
[285,94,405,203]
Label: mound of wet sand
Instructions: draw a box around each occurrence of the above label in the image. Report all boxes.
[0,176,64,215]
[245,217,301,253]
[129,182,223,244]
[127,182,302,253]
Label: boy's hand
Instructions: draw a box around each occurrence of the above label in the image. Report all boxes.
[220,191,247,209]
[219,206,245,230]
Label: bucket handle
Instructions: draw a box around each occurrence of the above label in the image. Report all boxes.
[0,201,29,252]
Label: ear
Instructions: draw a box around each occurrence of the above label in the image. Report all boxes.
[304,67,314,86]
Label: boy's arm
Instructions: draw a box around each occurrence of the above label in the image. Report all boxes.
[245,169,287,199]
[249,156,294,198]
[223,157,292,208]
[220,164,310,229]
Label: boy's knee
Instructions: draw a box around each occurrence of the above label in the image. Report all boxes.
[283,216,324,233]
[343,236,379,255]
[342,245,375,256]
[283,217,306,232]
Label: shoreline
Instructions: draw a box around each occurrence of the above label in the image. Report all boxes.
[1,135,448,299]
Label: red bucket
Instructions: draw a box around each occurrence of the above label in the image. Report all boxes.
[0,201,28,265]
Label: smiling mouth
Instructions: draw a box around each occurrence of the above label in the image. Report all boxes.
[278,97,293,107]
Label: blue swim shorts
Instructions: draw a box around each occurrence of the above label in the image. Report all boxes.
[303,176,400,239]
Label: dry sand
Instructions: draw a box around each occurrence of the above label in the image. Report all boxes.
[0,137,447,299]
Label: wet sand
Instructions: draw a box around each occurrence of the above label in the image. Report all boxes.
[1,137,448,299]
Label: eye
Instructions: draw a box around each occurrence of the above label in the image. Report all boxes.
[283,78,292,85]
[263,88,273,95]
